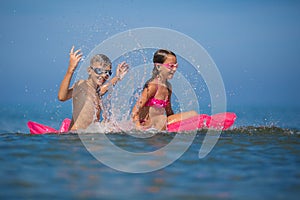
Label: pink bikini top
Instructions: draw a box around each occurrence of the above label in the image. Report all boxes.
[145,82,169,108]
[146,97,169,108]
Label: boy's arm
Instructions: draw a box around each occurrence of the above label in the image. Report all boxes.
[100,61,129,95]
[58,46,82,101]
[58,71,74,101]
[99,76,120,96]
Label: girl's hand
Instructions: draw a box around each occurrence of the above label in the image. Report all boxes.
[68,46,82,73]
[116,61,129,80]
[134,120,152,131]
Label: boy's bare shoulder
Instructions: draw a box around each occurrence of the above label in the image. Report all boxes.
[74,80,90,90]
[73,80,89,96]
[74,79,85,87]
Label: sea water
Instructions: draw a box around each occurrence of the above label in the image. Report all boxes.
[0,103,299,199]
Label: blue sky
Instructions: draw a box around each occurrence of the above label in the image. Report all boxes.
[0,0,299,108]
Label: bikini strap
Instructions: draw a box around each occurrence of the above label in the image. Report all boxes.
[156,78,159,93]
[156,78,169,102]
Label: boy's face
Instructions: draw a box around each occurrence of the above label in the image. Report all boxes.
[89,63,112,86]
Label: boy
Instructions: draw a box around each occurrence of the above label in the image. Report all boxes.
[58,46,128,131]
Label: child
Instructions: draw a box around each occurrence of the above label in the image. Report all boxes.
[131,49,197,131]
[58,46,129,131]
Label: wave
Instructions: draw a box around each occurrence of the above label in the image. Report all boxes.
[221,126,300,135]
[1,125,299,136]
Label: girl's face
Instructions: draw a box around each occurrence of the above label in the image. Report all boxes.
[158,54,178,80]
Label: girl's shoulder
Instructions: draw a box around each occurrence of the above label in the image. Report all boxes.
[143,81,158,97]
[146,82,158,92]
[146,80,172,91]
[144,80,157,89]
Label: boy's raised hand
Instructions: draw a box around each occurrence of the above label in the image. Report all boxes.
[116,61,129,80]
[68,46,82,73]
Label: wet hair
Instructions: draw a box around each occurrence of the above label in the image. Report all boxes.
[90,54,112,68]
[153,49,176,64]
[144,49,176,89]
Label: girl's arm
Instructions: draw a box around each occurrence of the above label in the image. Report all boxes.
[58,46,82,101]
[165,83,174,116]
[131,83,156,126]
[165,89,174,116]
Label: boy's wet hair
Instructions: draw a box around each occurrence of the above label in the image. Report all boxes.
[90,54,112,68]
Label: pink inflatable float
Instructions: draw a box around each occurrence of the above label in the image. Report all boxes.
[27,112,236,134]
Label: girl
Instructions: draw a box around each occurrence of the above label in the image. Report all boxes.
[131,49,198,131]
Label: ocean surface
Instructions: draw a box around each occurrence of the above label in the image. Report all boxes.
[0,104,299,199]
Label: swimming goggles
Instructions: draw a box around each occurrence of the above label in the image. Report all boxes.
[155,63,178,70]
[90,66,112,76]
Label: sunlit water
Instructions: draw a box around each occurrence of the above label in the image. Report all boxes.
[0,104,299,199]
